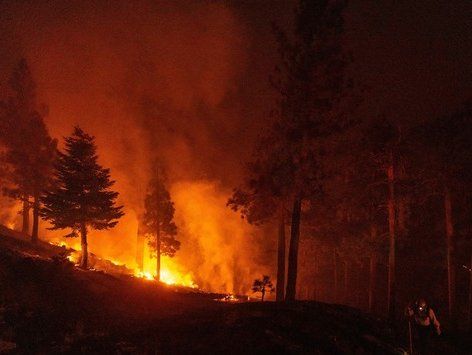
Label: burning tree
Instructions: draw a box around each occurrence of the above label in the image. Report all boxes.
[0,59,57,241]
[41,127,123,268]
[143,166,179,281]
[252,275,274,302]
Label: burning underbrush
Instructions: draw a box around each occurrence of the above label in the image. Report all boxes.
[24,180,267,298]
[49,241,248,302]
[2,224,462,354]
[54,242,247,303]
[1,180,268,298]
[1,222,247,304]
[48,239,198,289]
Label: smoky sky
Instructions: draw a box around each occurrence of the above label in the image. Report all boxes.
[0,0,294,293]
[0,1,287,194]
[345,1,471,124]
[0,0,470,190]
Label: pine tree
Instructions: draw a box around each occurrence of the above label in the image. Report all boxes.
[360,117,403,320]
[143,166,179,281]
[228,135,292,302]
[41,127,123,268]
[410,101,472,325]
[252,275,274,302]
[230,0,353,303]
[0,59,57,241]
[272,0,352,301]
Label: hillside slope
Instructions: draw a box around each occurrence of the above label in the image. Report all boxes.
[0,229,410,354]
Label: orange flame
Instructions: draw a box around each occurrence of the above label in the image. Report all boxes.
[139,243,197,288]
[41,180,267,294]
[48,237,197,288]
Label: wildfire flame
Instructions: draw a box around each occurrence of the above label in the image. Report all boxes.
[50,240,68,248]
[37,181,264,296]
[66,250,80,264]
[160,267,197,288]
[219,294,239,302]
[48,237,198,289]
[135,271,154,281]
[138,245,198,288]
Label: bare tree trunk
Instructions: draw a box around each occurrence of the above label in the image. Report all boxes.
[387,151,396,321]
[313,252,318,301]
[468,252,472,333]
[368,225,377,313]
[155,168,161,281]
[286,195,302,301]
[276,208,286,302]
[333,247,338,303]
[31,192,39,243]
[355,263,362,308]
[261,289,265,302]
[21,198,30,235]
[156,219,161,281]
[444,187,455,323]
[80,223,88,269]
[398,197,407,234]
[136,216,145,271]
[343,260,349,305]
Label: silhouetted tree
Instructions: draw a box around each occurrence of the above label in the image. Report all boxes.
[232,0,354,303]
[361,117,404,320]
[41,127,123,268]
[411,101,472,324]
[468,254,472,332]
[272,0,353,301]
[135,213,146,271]
[327,130,388,312]
[252,275,274,302]
[228,135,292,302]
[0,59,57,241]
[143,166,179,281]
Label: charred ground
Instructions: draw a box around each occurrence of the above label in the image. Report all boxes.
[0,229,468,354]
[0,228,398,354]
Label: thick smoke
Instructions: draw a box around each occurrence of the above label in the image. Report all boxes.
[0,0,282,293]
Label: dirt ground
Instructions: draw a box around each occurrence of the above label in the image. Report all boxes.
[0,230,469,354]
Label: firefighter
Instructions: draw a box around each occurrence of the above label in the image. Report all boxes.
[406,298,441,354]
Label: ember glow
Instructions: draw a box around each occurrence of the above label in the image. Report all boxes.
[135,271,154,281]
[50,236,198,288]
[66,251,80,264]
[43,180,265,293]
[49,240,68,248]
[140,243,198,288]
[170,181,269,294]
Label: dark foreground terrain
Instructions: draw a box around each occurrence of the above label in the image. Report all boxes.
[0,229,469,354]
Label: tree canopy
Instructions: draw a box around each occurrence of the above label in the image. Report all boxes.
[0,58,57,240]
[41,127,123,267]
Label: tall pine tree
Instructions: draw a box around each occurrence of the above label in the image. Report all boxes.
[41,127,123,268]
[228,134,293,302]
[230,0,353,302]
[272,0,352,301]
[0,59,57,241]
[143,166,179,281]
